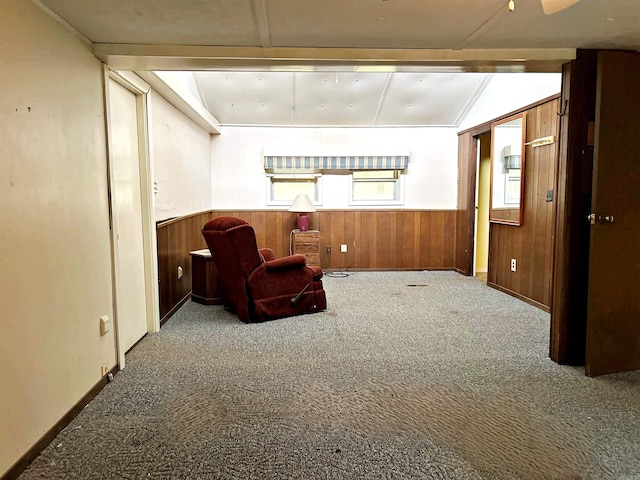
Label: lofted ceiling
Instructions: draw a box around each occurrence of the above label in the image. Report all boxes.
[193,71,494,126]
[36,0,639,126]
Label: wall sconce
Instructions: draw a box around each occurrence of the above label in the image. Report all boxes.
[289,194,316,231]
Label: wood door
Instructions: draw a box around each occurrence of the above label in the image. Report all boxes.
[108,78,148,353]
[585,51,640,376]
[455,131,478,275]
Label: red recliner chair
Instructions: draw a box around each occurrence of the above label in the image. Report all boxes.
[201,216,327,322]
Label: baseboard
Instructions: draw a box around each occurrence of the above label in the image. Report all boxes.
[487,281,551,313]
[160,292,191,327]
[454,267,471,276]
[2,365,120,480]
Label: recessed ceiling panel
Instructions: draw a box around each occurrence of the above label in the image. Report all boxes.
[376,73,490,126]
[293,72,389,126]
[196,72,293,125]
[40,0,261,45]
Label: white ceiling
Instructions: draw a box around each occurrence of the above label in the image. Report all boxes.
[194,71,494,126]
[39,0,640,50]
[36,0,639,126]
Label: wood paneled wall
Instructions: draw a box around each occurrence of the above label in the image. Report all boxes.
[316,210,456,270]
[208,210,456,270]
[487,98,560,311]
[157,212,212,322]
[156,209,457,322]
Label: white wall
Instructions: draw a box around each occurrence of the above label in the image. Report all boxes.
[0,1,115,476]
[460,73,562,130]
[156,71,204,107]
[210,126,459,210]
[149,91,212,221]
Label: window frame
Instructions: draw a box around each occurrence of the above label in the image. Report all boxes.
[348,169,405,206]
[266,173,323,207]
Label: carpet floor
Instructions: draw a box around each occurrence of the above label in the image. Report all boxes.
[19,271,640,479]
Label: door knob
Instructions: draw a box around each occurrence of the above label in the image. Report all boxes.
[587,214,596,224]
[598,215,614,224]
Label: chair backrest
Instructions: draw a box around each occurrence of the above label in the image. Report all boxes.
[201,216,264,317]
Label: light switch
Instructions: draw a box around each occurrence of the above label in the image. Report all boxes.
[99,316,111,336]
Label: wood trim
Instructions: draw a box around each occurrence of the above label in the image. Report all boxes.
[488,111,527,227]
[1,366,121,480]
[458,93,561,137]
[487,281,551,313]
[160,292,191,326]
[156,209,214,227]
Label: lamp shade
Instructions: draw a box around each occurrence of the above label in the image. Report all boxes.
[288,194,316,213]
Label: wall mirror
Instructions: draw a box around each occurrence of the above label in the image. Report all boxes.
[489,112,526,225]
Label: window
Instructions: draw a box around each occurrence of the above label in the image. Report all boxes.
[504,170,521,204]
[267,174,322,206]
[349,170,403,205]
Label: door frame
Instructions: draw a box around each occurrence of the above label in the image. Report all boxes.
[103,66,160,369]
[549,51,597,366]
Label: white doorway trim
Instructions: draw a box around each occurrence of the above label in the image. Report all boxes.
[103,66,160,369]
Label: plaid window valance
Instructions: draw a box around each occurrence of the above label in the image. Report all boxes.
[264,155,409,173]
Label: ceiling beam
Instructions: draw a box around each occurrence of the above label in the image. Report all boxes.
[93,44,576,73]
[372,73,393,126]
[455,1,510,50]
[453,74,494,126]
[251,0,272,48]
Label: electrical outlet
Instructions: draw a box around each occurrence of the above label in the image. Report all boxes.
[177,265,183,279]
[511,258,517,272]
[546,189,554,202]
[340,244,348,253]
[101,364,110,376]
[326,246,331,254]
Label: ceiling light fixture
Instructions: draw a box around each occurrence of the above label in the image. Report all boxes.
[541,0,580,15]
[510,0,580,14]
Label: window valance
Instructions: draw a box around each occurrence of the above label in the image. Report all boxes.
[264,155,409,173]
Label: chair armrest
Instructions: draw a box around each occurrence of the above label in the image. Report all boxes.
[259,248,276,262]
[263,254,307,272]
[308,265,323,280]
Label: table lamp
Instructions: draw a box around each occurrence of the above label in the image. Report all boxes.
[289,194,316,231]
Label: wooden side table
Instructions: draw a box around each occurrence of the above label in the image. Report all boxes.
[189,249,224,305]
[292,230,321,267]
